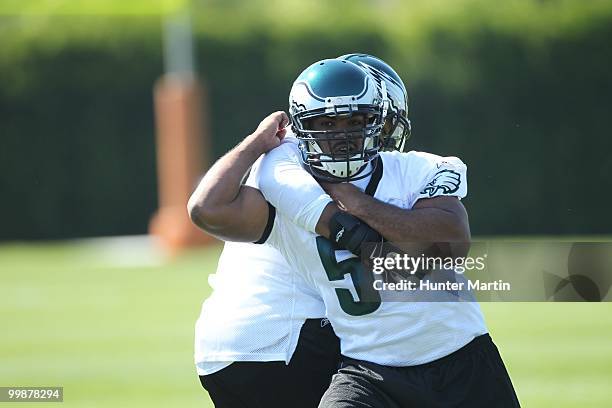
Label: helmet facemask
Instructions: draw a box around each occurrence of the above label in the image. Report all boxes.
[291,101,384,182]
[381,109,411,152]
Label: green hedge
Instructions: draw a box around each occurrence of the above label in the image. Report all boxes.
[1,0,612,240]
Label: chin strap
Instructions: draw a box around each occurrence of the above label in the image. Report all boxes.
[329,211,382,256]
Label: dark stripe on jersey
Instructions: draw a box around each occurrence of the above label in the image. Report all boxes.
[365,157,383,197]
[253,202,276,244]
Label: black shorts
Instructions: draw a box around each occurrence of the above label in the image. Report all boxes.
[199,318,341,408]
[319,334,520,408]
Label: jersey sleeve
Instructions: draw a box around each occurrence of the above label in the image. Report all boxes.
[243,155,263,188]
[405,151,468,201]
[252,136,332,234]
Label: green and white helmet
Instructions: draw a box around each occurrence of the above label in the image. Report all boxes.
[289,59,386,182]
[338,54,411,152]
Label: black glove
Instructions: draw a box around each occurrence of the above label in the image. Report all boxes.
[328,211,382,256]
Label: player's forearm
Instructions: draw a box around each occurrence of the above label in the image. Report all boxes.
[188,111,289,240]
[347,195,471,245]
[188,135,265,230]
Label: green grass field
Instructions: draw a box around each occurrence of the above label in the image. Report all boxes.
[1,239,611,407]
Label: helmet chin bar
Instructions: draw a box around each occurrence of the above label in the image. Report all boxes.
[300,147,378,183]
[295,124,381,182]
[307,160,376,183]
[291,104,385,182]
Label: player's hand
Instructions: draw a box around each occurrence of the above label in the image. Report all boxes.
[320,182,364,214]
[248,111,289,154]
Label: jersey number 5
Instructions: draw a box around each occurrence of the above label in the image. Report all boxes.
[316,236,381,316]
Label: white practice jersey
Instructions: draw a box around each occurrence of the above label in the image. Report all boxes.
[255,141,488,366]
[194,242,325,375]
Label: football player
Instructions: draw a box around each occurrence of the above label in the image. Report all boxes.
[193,136,346,408]
[191,54,413,408]
[190,57,519,406]
[337,53,412,153]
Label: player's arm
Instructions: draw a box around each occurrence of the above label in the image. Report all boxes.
[321,183,470,256]
[187,111,289,242]
[254,139,340,239]
[253,141,370,244]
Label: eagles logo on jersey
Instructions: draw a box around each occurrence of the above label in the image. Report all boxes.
[420,169,461,197]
